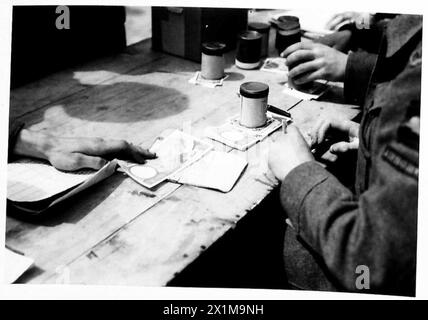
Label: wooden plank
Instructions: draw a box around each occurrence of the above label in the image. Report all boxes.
[6,44,301,283]
[37,98,359,286]
[9,39,164,120]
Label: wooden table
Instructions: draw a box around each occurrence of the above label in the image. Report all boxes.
[6,11,359,286]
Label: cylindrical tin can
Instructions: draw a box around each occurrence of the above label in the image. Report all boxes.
[248,22,270,57]
[235,30,262,70]
[201,42,226,80]
[239,82,269,128]
[275,16,301,55]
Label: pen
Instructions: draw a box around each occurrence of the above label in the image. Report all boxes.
[267,104,292,118]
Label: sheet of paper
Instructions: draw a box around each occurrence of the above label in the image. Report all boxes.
[120,130,213,189]
[205,115,283,151]
[8,160,117,213]
[283,80,330,100]
[4,247,34,284]
[189,71,228,88]
[49,160,117,207]
[7,159,97,202]
[171,151,248,193]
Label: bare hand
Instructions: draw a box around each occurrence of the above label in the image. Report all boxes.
[325,12,370,31]
[268,125,314,181]
[281,42,348,85]
[310,117,360,154]
[315,30,352,52]
[14,129,156,171]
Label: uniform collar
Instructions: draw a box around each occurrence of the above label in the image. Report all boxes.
[385,15,422,58]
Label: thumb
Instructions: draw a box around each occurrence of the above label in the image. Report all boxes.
[329,141,352,154]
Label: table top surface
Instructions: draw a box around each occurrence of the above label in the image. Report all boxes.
[6,10,359,286]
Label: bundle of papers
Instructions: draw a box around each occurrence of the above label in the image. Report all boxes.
[119,130,213,189]
[120,130,248,192]
[4,247,34,284]
[205,114,284,151]
[171,151,248,193]
[7,159,117,213]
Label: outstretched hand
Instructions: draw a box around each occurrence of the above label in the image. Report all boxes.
[14,129,157,171]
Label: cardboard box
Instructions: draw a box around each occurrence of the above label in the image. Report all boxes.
[152,7,248,62]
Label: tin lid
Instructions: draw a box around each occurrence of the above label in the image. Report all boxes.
[238,30,263,41]
[248,22,270,33]
[277,15,301,31]
[201,42,226,56]
[240,82,269,99]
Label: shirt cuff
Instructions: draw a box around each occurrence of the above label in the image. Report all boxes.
[280,161,330,233]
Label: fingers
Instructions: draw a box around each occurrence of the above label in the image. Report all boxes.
[286,49,316,69]
[49,152,107,171]
[288,59,321,79]
[69,137,156,163]
[127,144,157,164]
[326,15,347,30]
[329,141,352,154]
[292,68,325,85]
[310,119,331,146]
[281,41,315,58]
[329,137,359,154]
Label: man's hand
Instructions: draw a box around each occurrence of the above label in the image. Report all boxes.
[325,12,371,31]
[268,125,314,181]
[14,129,156,171]
[310,117,360,154]
[315,30,353,52]
[281,42,348,85]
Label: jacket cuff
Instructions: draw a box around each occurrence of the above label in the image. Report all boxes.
[280,161,329,233]
[344,51,378,106]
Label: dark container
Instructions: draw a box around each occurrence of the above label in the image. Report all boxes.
[275,15,301,55]
[248,22,270,57]
[235,30,262,69]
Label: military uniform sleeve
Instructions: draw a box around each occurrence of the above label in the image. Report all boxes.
[280,153,417,295]
[343,51,378,106]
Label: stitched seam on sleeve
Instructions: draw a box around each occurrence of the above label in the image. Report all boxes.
[296,175,329,234]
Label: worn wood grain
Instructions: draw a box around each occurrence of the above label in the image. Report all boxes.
[6,9,359,285]
[25,96,359,285]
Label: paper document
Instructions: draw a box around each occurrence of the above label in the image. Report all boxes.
[7,159,95,202]
[260,57,288,75]
[205,115,285,151]
[171,151,248,192]
[120,130,213,189]
[7,159,117,213]
[4,247,34,284]
[283,80,330,100]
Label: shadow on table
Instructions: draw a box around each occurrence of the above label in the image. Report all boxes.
[168,187,291,290]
